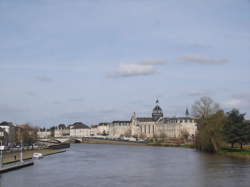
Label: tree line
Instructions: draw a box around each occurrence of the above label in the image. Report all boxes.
[192,96,250,152]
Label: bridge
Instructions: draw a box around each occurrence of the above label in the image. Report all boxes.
[38,137,84,143]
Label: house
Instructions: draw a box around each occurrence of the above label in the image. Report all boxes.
[69,122,90,137]
[0,121,16,146]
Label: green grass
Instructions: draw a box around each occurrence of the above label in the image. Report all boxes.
[219,147,250,159]
[147,143,194,148]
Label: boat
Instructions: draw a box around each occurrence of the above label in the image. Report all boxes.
[32,152,43,159]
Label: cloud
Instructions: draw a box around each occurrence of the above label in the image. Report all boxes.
[140,59,167,65]
[109,64,156,78]
[68,97,84,102]
[187,90,211,97]
[25,91,37,97]
[223,93,250,112]
[224,99,242,108]
[181,54,228,65]
[35,76,54,83]
[108,58,167,78]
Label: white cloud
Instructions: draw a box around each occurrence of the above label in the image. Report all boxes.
[108,58,167,78]
[181,54,228,65]
[187,90,211,96]
[140,59,167,65]
[224,99,242,108]
[109,64,156,77]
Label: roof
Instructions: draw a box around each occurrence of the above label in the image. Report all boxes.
[58,124,66,129]
[136,118,154,122]
[70,122,89,129]
[112,120,131,124]
[162,117,195,123]
[0,121,14,127]
[98,122,110,126]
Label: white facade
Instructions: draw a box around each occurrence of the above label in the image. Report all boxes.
[37,130,51,138]
[54,128,70,137]
[0,122,16,145]
[105,101,197,139]
[70,128,90,137]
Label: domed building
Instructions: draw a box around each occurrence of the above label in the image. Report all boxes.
[152,99,164,121]
[97,99,197,139]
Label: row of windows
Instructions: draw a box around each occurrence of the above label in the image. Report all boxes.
[166,119,194,123]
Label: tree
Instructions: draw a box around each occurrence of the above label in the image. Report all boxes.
[196,110,226,152]
[223,109,250,149]
[192,96,219,120]
[192,97,225,152]
[19,124,38,146]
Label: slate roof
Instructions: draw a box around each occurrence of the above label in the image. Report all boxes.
[70,122,90,129]
[98,122,110,126]
[0,121,14,127]
[112,120,131,124]
[136,118,154,122]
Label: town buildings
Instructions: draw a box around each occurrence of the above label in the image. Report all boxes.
[38,100,197,140]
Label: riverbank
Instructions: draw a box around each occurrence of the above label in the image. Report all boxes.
[3,149,66,165]
[82,138,195,148]
[147,142,194,148]
[82,138,147,146]
[218,148,250,160]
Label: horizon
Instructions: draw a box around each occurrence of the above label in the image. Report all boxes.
[0,0,250,126]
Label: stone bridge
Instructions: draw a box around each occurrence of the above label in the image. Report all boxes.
[38,137,85,143]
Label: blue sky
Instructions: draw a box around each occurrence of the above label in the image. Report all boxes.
[0,0,250,127]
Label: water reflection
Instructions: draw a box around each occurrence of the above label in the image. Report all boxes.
[0,144,250,187]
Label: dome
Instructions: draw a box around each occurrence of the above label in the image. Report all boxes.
[152,100,163,121]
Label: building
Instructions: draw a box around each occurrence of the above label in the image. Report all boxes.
[54,124,70,137]
[106,100,197,139]
[69,122,90,137]
[37,128,52,138]
[0,127,8,145]
[0,121,17,146]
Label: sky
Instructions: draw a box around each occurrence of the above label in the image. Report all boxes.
[0,0,250,127]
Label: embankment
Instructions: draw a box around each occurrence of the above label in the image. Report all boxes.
[3,149,66,165]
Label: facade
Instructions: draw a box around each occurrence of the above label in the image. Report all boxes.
[36,100,197,140]
[109,121,131,138]
[0,121,17,146]
[0,127,8,145]
[37,128,52,138]
[106,100,197,139]
[54,124,70,137]
[69,122,90,137]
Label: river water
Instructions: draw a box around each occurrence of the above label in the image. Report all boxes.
[0,144,250,187]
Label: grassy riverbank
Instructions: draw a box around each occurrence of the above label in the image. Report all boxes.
[147,143,194,148]
[3,149,66,165]
[219,148,250,160]
[82,138,147,146]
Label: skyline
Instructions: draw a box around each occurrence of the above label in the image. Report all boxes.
[0,0,250,126]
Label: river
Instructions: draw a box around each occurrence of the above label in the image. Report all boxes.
[0,144,250,187]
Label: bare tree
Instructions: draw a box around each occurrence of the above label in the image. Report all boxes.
[192,96,219,119]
